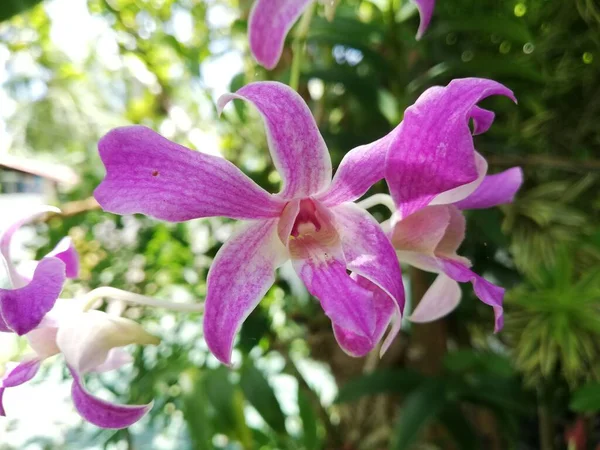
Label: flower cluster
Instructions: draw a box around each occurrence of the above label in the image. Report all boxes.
[1,0,525,432]
[0,210,159,429]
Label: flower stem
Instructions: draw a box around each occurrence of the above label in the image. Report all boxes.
[357,193,396,213]
[289,2,316,91]
[83,286,204,313]
[538,390,555,450]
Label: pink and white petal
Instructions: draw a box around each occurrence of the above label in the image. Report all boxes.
[93,349,133,373]
[95,126,284,221]
[470,106,495,135]
[0,358,41,416]
[391,205,450,255]
[434,206,466,258]
[411,0,435,39]
[46,237,79,279]
[430,152,487,206]
[27,325,60,359]
[333,276,395,357]
[385,78,516,219]
[317,135,389,207]
[454,167,524,210]
[248,0,313,69]
[0,257,65,335]
[218,82,331,200]
[56,310,159,374]
[0,314,9,333]
[440,258,504,332]
[203,219,288,365]
[0,205,61,287]
[331,203,405,353]
[69,368,152,429]
[408,274,462,323]
[294,257,376,339]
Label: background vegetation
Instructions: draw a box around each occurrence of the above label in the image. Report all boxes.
[1,0,599,448]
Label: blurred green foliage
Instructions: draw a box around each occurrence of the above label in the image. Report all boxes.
[1,0,599,449]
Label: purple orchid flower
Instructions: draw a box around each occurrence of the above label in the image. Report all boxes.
[94,81,405,363]
[380,78,519,331]
[0,299,159,429]
[0,206,79,335]
[249,0,436,69]
[387,166,523,330]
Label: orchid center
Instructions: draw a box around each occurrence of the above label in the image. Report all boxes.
[288,199,339,261]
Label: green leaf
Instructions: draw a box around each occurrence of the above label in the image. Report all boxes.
[570,383,600,412]
[0,0,43,22]
[335,369,424,404]
[298,389,319,450]
[240,361,287,434]
[204,366,238,432]
[391,380,448,450]
[438,405,479,450]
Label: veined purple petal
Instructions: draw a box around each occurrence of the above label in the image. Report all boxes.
[409,274,462,323]
[454,167,524,210]
[430,152,487,206]
[0,257,65,335]
[317,135,389,207]
[441,258,504,332]
[248,0,313,69]
[95,126,285,221]
[385,78,516,219]
[70,368,151,429]
[203,219,288,365]
[218,82,332,200]
[0,359,41,416]
[331,203,405,354]
[0,205,60,287]
[333,276,395,357]
[46,237,79,279]
[1,359,41,388]
[411,0,435,39]
[470,106,495,135]
[294,257,376,340]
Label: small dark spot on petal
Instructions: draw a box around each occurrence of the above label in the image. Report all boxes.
[152,170,159,177]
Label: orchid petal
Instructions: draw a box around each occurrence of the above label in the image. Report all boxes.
[295,257,376,340]
[46,237,79,279]
[333,276,395,357]
[435,206,466,258]
[441,258,504,332]
[27,325,60,359]
[70,368,151,429]
[317,136,388,207]
[0,257,65,335]
[0,359,41,416]
[411,0,435,39]
[385,78,516,219]
[331,203,405,354]
[391,205,451,255]
[56,310,160,374]
[93,349,133,373]
[454,167,524,210]
[429,152,487,206]
[203,219,288,365]
[0,205,60,287]
[470,106,495,135]
[218,82,332,200]
[248,0,313,69]
[408,274,462,323]
[95,126,284,221]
